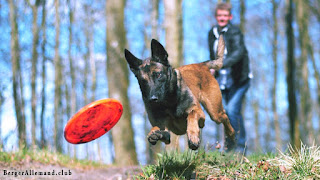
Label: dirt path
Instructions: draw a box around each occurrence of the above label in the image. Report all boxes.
[0,161,142,180]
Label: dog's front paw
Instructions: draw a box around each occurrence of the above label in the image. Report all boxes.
[148,130,171,145]
[161,131,171,144]
[147,130,163,145]
[187,134,200,150]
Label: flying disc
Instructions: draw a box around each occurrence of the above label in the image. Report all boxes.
[64,98,123,144]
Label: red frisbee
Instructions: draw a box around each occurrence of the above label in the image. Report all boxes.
[64,98,123,144]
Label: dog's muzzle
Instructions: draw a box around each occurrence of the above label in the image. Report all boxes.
[149,95,158,102]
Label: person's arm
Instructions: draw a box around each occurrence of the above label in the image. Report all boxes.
[208,28,216,75]
[208,28,215,60]
[223,28,247,68]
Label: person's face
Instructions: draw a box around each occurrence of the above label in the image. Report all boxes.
[215,9,233,28]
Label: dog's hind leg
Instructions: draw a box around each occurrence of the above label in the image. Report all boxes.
[218,111,235,140]
[147,126,171,145]
[200,91,235,140]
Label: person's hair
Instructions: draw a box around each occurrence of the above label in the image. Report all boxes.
[215,2,232,16]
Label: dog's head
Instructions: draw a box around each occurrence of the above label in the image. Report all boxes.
[124,39,176,104]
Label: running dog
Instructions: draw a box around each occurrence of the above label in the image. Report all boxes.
[124,35,234,150]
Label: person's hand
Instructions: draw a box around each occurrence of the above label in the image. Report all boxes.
[210,69,215,76]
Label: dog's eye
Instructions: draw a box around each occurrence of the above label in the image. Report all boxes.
[153,72,162,79]
[156,72,162,78]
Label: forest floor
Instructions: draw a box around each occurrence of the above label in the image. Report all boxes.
[0,149,142,180]
[0,161,142,180]
[2,142,320,179]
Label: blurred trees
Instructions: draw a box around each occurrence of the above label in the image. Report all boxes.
[163,0,184,152]
[239,0,246,33]
[143,0,162,164]
[164,0,184,68]
[27,0,40,150]
[0,84,4,149]
[53,0,63,153]
[40,0,47,149]
[1,0,320,164]
[285,0,299,148]
[272,0,281,150]
[106,0,138,165]
[8,0,26,149]
[296,0,313,144]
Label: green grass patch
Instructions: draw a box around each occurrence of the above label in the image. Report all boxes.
[140,150,199,179]
[0,148,107,169]
[137,143,320,179]
[270,142,320,179]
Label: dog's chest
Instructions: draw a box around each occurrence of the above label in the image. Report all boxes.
[147,104,188,135]
[163,109,188,135]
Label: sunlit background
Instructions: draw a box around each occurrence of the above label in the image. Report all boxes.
[0,0,319,165]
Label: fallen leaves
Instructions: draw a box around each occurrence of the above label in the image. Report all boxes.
[215,142,221,150]
[257,160,270,172]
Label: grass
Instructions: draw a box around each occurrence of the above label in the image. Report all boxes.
[0,148,107,169]
[1,143,320,179]
[137,142,320,180]
[140,151,199,179]
[270,142,320,179]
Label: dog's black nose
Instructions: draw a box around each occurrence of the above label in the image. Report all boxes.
[150,95,158,102]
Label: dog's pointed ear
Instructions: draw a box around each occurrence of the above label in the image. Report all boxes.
[124,49,142,71]
[151,39,170,66]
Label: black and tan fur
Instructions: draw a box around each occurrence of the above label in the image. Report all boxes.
[124,35,235,150]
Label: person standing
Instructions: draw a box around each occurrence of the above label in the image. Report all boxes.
[208,2,251,153]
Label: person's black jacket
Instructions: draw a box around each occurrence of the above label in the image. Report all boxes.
[208,23,250,85]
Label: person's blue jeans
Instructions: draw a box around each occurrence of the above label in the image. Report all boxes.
[222,79,250,152]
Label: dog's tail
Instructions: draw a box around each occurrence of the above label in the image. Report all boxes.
[201,34,225,70]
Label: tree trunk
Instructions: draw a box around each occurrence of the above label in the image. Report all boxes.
[40,0,47,149]
[90,35,96,102]
[54,0,63,153]
[307,40,320,109]
[68,0,76,132]
[28,0,40,150]
[106,0,138,166]
[253,100,261,152]
[164,0,183,68]
[295,0,314,144]
[83,4,90,160]
[88,8,98,162]
[143,0,162,164]
[151,0,160,39]
[305,2,320,139]
[0,86,3,149]
[9,0,26,149]
[308,0,320,22]
[67,0,77,156]
[271,0,282,150]
[239,0,246,33]
[263,78,271,151]
[307,40,320,135]
[163,0,183,151]
[285,0,300,148]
